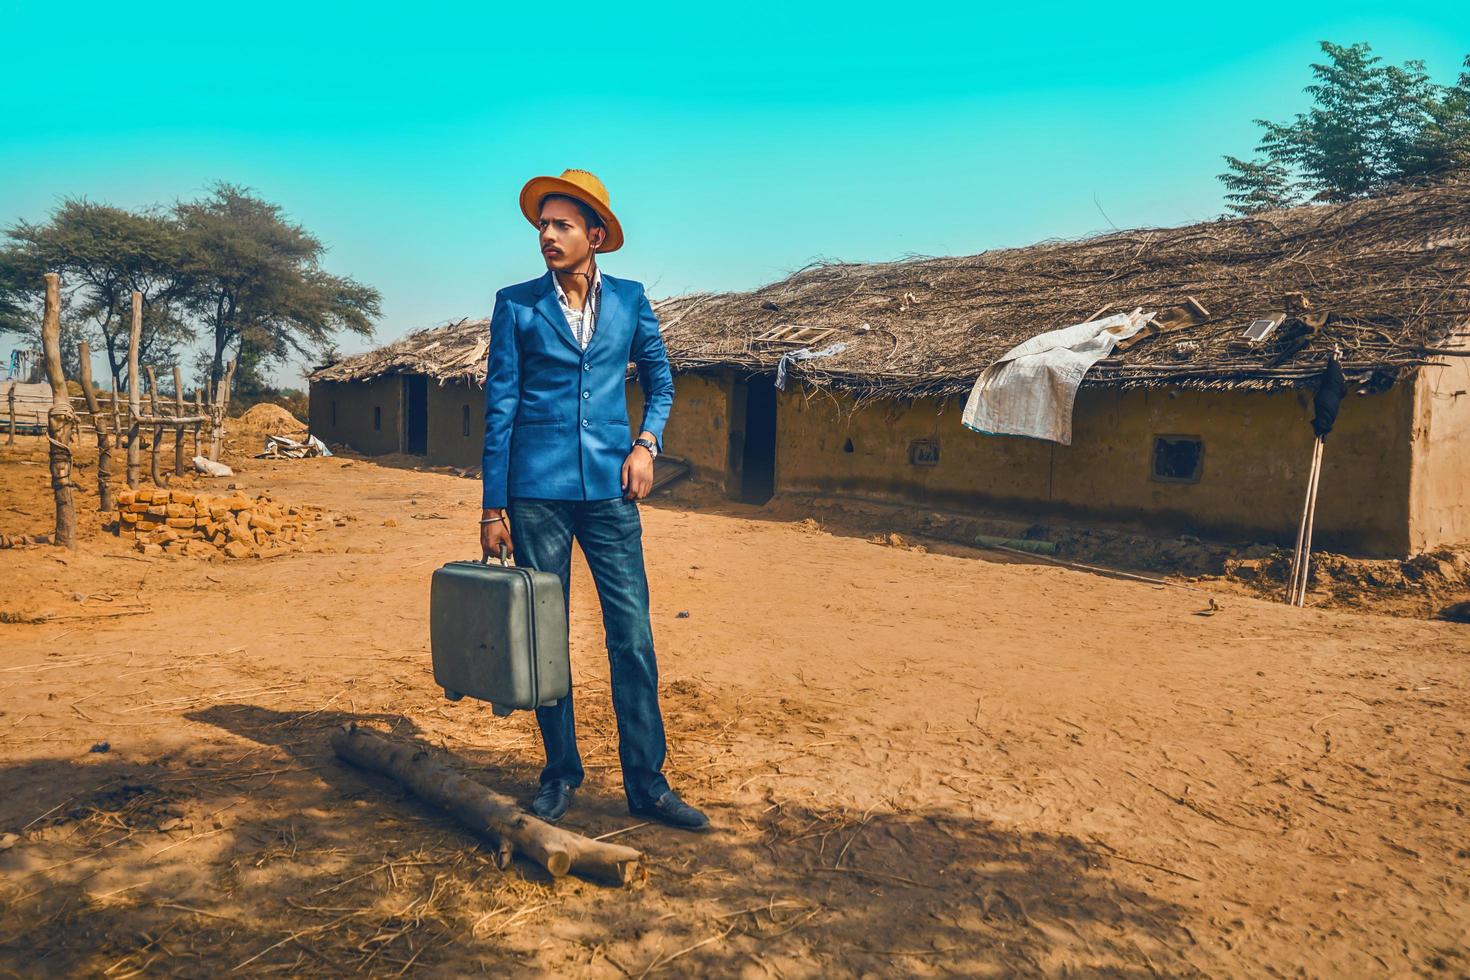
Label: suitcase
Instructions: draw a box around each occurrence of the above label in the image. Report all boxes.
[430,550,570,717]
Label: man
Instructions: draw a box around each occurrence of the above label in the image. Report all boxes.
[479,169,708,831]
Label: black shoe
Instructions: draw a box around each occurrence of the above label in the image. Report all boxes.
[631,790,710,831]
[530,781,576,823]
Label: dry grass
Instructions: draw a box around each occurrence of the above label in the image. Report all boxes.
[656,179,1470,396]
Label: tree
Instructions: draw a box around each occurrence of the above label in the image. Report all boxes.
[0,199,191,387]
[1220,43,1470,214]
[0,246,30,337]
[1219,155,1295,214]
[175,184,380,389]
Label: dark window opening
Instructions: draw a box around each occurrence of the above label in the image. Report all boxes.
[373,406,381,431]
[909,439,939,466]
[1152,435,1203,483]
[330,400,336,427]
[462,404,471,437]
[842,438,854,454]
[404,375,428,455]
[735,375,777,504]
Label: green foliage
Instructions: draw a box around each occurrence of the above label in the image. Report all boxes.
[0,199,191,386]
[0,186,380,392]
[176,183,381,388]
[1220,43,1470,214]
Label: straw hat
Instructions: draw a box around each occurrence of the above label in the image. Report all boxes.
[518,169,624,253]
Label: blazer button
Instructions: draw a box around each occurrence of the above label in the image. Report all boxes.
[582,363,591,371]
[582,391,590,399]
[581,419,589,428]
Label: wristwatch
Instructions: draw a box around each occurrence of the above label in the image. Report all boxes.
[633,436,659,459]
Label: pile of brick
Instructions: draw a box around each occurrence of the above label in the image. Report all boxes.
[109,487,327,559]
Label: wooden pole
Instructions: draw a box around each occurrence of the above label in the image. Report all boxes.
[330,724,646,886]
[41,273,76,548]
[111,377,121,441]
[126,292,142,489]
[78,341,114,512]
[193,388,203,458]
[210,358,236,461]
[145,365,167,488]
[1295,439,1325,607]
[172,365,186,478]
[1287,437,1324,605]
[5,382,14,445]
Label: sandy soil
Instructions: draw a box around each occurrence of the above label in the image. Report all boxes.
[1,433,1467,977]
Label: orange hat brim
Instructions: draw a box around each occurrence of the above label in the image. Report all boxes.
[519,176,624,253]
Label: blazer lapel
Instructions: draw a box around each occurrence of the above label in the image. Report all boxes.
[531,271,583,355]
[584,274,624,356]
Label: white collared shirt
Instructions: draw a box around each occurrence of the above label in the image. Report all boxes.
[552,268,602,349]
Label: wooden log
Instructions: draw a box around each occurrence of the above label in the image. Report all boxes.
[172,365,186,478]
[126,292,142,489]
[78,342,114,512]
[41,273,76,548]
[145,365,167,488]
[329,723,646,887]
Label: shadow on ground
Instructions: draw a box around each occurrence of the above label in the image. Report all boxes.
[0,705,1202,976]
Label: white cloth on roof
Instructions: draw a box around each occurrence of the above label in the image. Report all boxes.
[961,310,1152,445]
[775,342,849,390]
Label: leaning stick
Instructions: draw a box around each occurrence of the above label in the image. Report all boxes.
[41,273,76,548]
[78,342,114,512]
[1295,439,1326,607]
[126,293,142,488]
[5,382,14,444]
[1287,437,1324,605]
[329,724,646,886]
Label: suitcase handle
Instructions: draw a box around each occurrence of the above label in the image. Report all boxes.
[479,543,510,566]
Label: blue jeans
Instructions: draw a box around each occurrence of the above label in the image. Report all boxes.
[506,496,670,809]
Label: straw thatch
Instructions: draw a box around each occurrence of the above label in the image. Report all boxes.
[312,181,1470,396]
[657,179,1470,397]
[311,317,489,385]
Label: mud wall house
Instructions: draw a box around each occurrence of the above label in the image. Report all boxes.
[309,182,1470,557]
[309,318,492,465]
[651,182,1470,558]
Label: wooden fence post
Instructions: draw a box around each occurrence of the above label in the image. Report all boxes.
[41,273,76,548]
[145,365,167,488]
[210,358,236,461]
[172,365,186,478]
[78,341,114,512]
[5,382,14,445]
[193,389,203,458]
[126,292,142,489]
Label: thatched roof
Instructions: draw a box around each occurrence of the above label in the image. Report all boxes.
[313,181,1470,395]
[658,180,1470,396]
[311,317,489,384]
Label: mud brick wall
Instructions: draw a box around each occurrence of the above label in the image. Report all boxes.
[108,488,326,559]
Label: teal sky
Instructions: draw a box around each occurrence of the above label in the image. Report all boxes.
[3,1,1468,386]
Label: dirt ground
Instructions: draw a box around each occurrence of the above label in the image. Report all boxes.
[1,431,1467,977]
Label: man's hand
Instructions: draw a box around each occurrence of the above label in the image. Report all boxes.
[621,440,655,500]
[480,508,513,562]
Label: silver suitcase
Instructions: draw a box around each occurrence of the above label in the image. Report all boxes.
[430,551,570,716]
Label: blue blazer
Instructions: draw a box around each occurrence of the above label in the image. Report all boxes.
[481,271,674,509]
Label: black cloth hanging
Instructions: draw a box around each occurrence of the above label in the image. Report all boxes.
[1311,357,1347,438]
